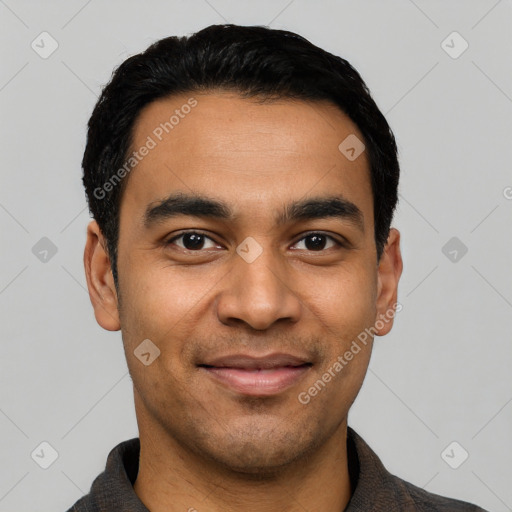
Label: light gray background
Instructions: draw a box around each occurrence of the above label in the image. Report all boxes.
[1,1,511,511]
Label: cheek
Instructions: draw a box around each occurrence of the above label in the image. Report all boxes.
[304,264,377,333]
[118,261,213,356]
[118,266,196,402]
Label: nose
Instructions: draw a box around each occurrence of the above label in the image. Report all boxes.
[215,245,302,330]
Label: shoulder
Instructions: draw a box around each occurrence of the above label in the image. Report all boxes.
[393,474,488,511]
[64,437,144,512]
[346,427,488,512]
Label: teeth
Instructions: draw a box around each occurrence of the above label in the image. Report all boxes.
[234,366,300,372]
[204,364,308,371]
[226,367,281,372]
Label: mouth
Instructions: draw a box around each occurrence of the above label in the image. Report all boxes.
[198,353,313,396]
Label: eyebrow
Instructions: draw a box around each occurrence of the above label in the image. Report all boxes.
[144,192,364,232]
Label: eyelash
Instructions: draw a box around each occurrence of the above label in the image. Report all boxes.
[165,230,345,252]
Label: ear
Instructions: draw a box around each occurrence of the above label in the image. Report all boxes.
[374,228,403,336]
[83,220,121,331]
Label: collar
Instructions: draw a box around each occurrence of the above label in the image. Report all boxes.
[67,427,485,511]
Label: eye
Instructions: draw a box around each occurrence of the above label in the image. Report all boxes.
[165,231,344,253]
[291,233,343,251]
[166,231,220,251]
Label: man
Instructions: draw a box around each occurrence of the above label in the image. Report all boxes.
[67,24,487,512]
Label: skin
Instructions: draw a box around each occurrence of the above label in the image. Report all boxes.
[84,91,403,512]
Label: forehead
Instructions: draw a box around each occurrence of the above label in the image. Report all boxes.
[121,92,373,230]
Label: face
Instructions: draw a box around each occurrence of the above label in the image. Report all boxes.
[85,92,402,474]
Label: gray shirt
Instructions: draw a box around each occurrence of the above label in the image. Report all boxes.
[66,427,488,511]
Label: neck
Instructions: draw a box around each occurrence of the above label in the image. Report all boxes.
[133,416,353,512]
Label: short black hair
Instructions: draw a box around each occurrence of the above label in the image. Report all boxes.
[82,24,400,287]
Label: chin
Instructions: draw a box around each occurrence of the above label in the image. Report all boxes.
[190,421,317,477]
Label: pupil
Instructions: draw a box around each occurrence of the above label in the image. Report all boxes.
[183,233,204,250]
[306,234,326,251]
[181,234,326,251]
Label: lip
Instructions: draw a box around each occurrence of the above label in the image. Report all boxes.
[198,353,312,396]
[200,353,310,369]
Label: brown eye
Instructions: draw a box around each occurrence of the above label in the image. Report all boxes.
[291,233,342,251]
[167,231,218,251]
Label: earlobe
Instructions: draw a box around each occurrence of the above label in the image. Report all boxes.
[83,220,121,331]
[374,228,403,337]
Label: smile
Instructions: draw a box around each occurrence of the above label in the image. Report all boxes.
[199,363,312,396]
